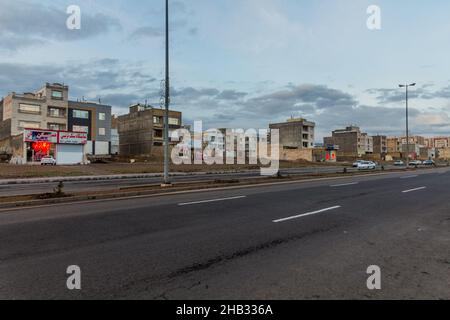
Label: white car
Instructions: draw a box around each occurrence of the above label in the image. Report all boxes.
[357,161,376,170]
[40,156,57,166]
[409,160,422,166]
[353,160,364,167]
[394,160,405,166]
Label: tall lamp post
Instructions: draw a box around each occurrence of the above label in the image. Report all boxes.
[163,0,171,186]
[398,83,416,167]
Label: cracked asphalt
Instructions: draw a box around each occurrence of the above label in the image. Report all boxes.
[0,168,449,299]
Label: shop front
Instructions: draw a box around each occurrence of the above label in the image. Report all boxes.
[24,129,87,165]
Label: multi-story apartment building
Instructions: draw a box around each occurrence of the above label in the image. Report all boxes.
[361,133,374,154]
[68,100,112,156]
[0,83,93,164]
[387,137,401,153]
[118,103,182,156]
[323,126,370,157]
[399,135,426,146]
[426,137,450,149]
[0,83,69,140]
[0,83,114,163]
[269,118,315,149]
[373,135,387,155]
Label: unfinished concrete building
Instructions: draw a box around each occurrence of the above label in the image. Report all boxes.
[117,104,182,156]
[269,118,315,149]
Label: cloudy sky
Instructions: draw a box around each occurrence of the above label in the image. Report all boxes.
[1,0,450,140]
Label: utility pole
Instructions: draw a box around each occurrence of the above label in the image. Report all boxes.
[399,83,416,167]
[163,0,171,186]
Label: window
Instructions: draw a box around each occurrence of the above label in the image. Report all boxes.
[73,110,89,119]
[51,90,63,100]
[19,103,41,114]
[153,116,161,124]
[73,125,89,133]
[169,117,179,125]
[48,107,65,118]
[99,113,106,121]
[19,121,40,129]
[99,128,106,136]
[48,123,65,131]
[154,130,163,138]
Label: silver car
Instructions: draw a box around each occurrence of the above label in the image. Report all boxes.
[40,156,57,166]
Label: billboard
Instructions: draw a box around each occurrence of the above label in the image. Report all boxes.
[24,129,58,143]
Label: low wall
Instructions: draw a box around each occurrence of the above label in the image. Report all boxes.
[279,148,313,162]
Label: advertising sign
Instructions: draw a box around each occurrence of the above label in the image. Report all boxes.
[58,132,88,145]
[24,129,58,143]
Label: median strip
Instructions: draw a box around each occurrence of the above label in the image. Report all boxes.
[402,187,427,193]
[273,206,342,223]
[178,196,247,206]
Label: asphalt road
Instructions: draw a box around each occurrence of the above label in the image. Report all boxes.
[0,167,449,299]
[0,165,402,197]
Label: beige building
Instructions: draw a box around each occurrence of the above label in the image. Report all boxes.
[387,137,400,153]
[269,118,315,149]
[399,135,426,146]
[0,83,68,140]
[118,103,182,156]
[426,136,450,149]
[1,83,70,159]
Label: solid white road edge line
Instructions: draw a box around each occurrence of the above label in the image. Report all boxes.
[402,187,427,193]
[400,175,418,179]
[178,196,247,206]
[273,206,342,223]
[330,182,359,187]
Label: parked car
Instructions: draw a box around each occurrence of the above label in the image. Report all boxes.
[357,161,376,170]
[409,160,422,166]
[40,156,57,166]
[423,160,435,166]
[353,160,364,168]
[394,160,405,166]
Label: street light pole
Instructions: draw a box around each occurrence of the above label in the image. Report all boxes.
[399,83,416,167]
[163,0,171,185]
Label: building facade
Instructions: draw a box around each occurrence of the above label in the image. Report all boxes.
[269,118,315,149]
[426,136,450,149]
[387,137,401,153]
[68,101,112,156]
[373,135,387,155]
[110,115,120,155]
[0,83,69,141]
[399,135,426,146]
[118,104,182,156]
[0,83,112,163]
[324,126,369,157]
